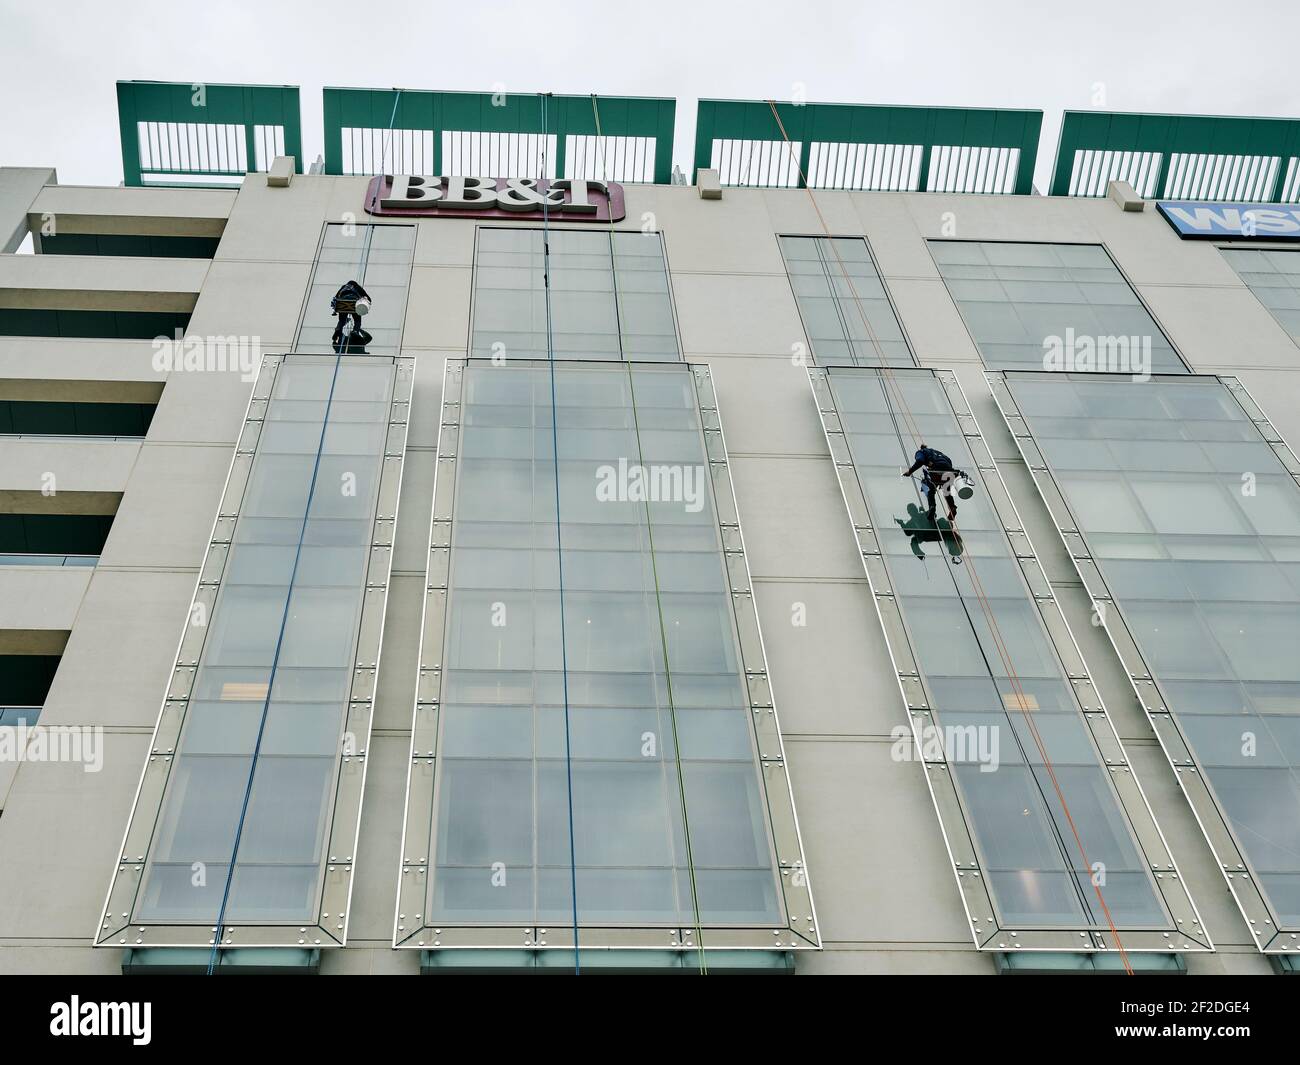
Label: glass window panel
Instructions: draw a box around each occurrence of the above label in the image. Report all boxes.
[135,356,396,927]
[779,235,916,367]
[1007,371,1300,930]
[295,224,415,355]
[933,241,1186,373]
[424,362,782,929]
[470,228,680,362]
[829,366,1168,931]
[1222,247,1300,347]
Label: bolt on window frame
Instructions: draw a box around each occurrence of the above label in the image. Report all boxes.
[809,364,1209,952]
[95,352,413,951]
[988,368,1300,953]
[395,358,818,954]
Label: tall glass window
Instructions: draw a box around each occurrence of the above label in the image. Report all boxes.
[136,357,394,924]
[931,241,1185,373]
[470,229,679,362]
[420,361,779,929]
[1002,372,1300,929]
[779,236,914,366]
[99,353,409,950]
[295,223,416,355]
[823,368,1169,930]
[1220,247,1300,345]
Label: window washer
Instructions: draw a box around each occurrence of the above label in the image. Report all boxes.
[902,443,973,525]
[331,279,373,351]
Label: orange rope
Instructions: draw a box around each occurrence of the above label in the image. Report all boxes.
[765,100,1134,971]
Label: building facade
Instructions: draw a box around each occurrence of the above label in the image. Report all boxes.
[1,85,1299,975]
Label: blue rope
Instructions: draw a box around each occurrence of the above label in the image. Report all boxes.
[538,91,581,975]
[205,253,361,973]
[205,93,401,971]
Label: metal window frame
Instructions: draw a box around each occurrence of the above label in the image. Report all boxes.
[926,238,1193,375]
[466,224,684,364]
[808,364,1210,952]
[988,368,1300,954]
[1050,111,1300,200]
[323,89,676,185]
[395,358,819,953]
[777,233,919,368]
[94,352,414,951]
[693,100,1041,193]
[116,81,302,188]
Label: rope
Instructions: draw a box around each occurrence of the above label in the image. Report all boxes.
[206,91,402,974]
[951,509,1132,968]
[538,92,582,976]
[592,95,708,973]
[764,100,1134,969]
[206,232,367,974]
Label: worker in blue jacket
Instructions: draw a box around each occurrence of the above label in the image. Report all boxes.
[903,444,965,524]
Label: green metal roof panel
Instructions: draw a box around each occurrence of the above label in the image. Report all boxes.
[322,88,676,183]
[693,99,1042,194]
[117,81,302,187]
[1051,110,1300,199]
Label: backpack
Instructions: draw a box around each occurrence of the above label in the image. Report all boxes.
[921,447,954,471]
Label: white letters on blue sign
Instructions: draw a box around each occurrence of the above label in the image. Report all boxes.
[1158,200,1300,238]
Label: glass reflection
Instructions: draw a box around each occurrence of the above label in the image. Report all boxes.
[471,229,680,362]
[429,362,779,926]
[137,357,395,923]
[931,241,1186,374]
[828,367,1167,929]
[1007,372,1300,925]
[779,236,915,367]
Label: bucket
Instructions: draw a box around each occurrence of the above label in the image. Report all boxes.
[956,474,975,500]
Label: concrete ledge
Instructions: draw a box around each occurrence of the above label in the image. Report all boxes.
[0,378,162,403]
[0,253,207,311]
[30,185,233,237]
[994,951,1186,974]
[1,168,56,253]
[0,566,91,632]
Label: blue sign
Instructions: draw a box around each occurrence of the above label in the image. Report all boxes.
[1157,200,1300,240]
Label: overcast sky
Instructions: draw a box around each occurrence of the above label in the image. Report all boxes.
[2,0,1299,191]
